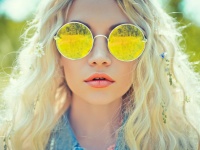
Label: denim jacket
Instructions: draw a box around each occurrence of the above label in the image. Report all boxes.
[46,110,129,150]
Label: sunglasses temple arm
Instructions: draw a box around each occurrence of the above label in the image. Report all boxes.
[143,37,147,42]
[54,36,59,40]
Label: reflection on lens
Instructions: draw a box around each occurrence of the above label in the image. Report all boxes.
[55,22,93,59]
[108,24,146,61]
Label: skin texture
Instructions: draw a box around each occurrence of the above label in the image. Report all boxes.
[60,0,137,149]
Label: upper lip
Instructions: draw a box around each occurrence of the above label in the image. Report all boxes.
[84,73,115,82]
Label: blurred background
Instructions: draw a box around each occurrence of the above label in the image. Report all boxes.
[0,0,200,84]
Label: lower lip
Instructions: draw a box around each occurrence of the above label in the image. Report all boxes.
[85,80,114,88]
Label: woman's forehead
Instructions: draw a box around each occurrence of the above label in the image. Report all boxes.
[67,0,130,26]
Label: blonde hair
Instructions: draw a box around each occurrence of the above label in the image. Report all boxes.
[0,0,200,149]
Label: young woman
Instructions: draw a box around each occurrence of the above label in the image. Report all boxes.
[0,0,200,149]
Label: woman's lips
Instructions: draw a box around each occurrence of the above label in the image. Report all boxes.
[85,80,114,88]
[84,73,115,88]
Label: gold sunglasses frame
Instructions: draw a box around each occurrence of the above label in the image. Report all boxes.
[54,22,147,61]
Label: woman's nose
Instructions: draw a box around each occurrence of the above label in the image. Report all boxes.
[87,35,112,67]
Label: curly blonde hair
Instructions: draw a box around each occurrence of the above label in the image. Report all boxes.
[0,0,200,149]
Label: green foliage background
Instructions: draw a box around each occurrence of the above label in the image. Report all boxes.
[0,0,199,97]
[166,0,200,72]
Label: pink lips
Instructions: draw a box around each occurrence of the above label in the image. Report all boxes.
[84,73,115,88]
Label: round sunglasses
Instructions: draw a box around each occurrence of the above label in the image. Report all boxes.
[54,22,147,61]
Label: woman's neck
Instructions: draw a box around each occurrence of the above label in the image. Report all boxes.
[69,95,122,149]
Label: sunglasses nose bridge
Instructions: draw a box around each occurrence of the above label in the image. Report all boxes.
[88,34,112,66]
[92,34,109,53]
[93,35,108,41]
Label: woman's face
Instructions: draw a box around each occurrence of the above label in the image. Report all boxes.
[61,0,137,105]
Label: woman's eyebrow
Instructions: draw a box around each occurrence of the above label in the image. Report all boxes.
[108,22,128,31]
[70,20,91,29]
[70,20,128,31]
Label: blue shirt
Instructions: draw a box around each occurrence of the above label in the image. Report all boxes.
[46,110,129,150]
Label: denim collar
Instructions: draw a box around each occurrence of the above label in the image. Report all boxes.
[46,109,129,150]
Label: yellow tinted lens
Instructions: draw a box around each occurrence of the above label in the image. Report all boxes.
[108,24,146,61]
[55,22,93,59]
